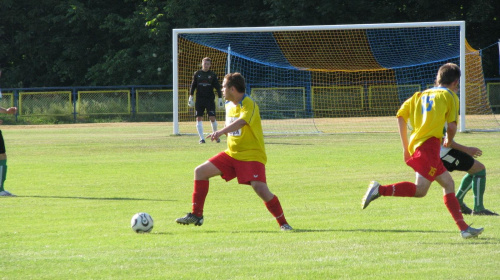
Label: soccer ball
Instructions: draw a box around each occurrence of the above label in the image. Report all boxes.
[131,212,154,233]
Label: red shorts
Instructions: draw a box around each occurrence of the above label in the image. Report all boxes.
[208,152,266,185]
[406,137,447,182]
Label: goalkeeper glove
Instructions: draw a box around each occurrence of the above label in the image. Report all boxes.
[218,98,224,109]
[188,96,194,107]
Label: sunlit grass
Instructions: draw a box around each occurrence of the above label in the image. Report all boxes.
[1,123,499,279]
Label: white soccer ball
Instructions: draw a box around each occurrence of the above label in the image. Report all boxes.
[131,212,154,233]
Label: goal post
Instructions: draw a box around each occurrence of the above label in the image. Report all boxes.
[172,21,499,135]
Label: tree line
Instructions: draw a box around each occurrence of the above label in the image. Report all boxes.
[1,0,499,88]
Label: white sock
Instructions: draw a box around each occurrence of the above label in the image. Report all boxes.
[196,121,204,140]
[211,121,218,133]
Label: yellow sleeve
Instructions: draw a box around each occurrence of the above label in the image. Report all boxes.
[445,92,459,124]
[239,97,256,124]
[396,95,413,121]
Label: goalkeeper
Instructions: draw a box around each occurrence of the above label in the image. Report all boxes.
[188,57,224,144]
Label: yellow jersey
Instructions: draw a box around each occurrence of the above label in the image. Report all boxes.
[224,94,267,164]
[396,87,459,155]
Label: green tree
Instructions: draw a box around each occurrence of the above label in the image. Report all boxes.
[1,0,499,88]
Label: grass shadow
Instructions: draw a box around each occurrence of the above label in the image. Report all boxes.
[266,142,314,145]
[17,195,174,202]
[222,228,455,234]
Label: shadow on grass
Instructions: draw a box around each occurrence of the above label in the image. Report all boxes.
[17,195,174,202]
[266,142,313,146]
[293,228,451,233]
[236,229,498,242]
[150,232,175,236]
[220,228,455,234]
[137,228,499,242]
[424,237,500,245]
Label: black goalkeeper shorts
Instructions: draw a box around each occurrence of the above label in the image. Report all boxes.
[441,148,474,172]
[195,98,216,117]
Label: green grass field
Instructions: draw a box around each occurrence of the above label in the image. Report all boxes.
[1,123,499,279]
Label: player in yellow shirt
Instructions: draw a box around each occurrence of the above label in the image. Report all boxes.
[361,63,483,239]
[223,86,266,164]
[176,72,292,231]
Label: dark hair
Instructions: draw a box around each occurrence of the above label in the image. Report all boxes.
[224,72,246,93]
[435,63,460,86]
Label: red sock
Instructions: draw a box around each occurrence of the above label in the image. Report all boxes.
[192,180,209,217]
[264,195,288,226]
[379,182,416,197]
[444,192,468,231]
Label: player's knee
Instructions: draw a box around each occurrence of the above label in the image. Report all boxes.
[476,161,485,171]
[251,183,273,200]
[414,191,427,198]
[468,161,485,174]
[414,186,430,197]
[194,165,208,180]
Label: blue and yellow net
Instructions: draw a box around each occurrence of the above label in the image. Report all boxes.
[177,25,498,133]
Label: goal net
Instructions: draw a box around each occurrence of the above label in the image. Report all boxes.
[173,21,499,135]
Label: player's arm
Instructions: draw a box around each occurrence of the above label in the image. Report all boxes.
[443,91,459,147]
[212,74,222,98]
[188,72,197,107]
[396,97,411,161]
[397,116,410,162]
[213,74,224,108]
[208,118,247,142]
[443,121,457,148]
[0,107,17,115]
[189,72,197,96]
[221,118,246,134]
[449,140,482,158]
[0,71,17,115]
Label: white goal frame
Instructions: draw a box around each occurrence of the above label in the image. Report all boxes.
[172,21,466,135]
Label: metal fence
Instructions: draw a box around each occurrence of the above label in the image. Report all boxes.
[1,85,174,122]
[1,81,499,123]
[487,82,500,113]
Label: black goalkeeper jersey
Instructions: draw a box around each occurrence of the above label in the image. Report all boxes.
[190,70,222,100]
